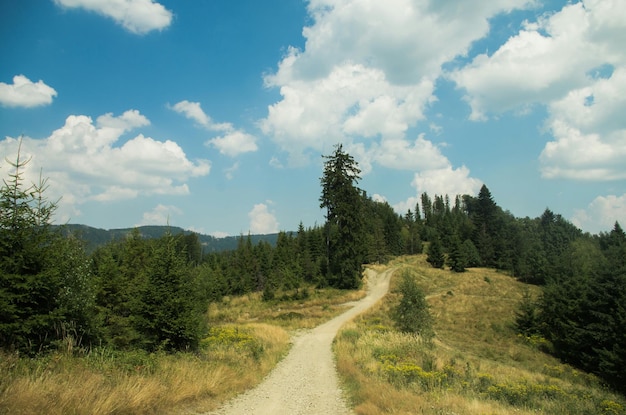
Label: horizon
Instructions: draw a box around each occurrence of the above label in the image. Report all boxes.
[1,0,625,237]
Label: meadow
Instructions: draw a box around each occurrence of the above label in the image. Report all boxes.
[0,287,363,415]
[334,255,626,414]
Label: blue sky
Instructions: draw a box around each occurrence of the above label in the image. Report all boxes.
[1,0,625,236]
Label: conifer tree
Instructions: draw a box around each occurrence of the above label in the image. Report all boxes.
[136,233,206,351]
[447,234,466,272]
[391,271,434,339]
[0,143,95,352]
[320,144,365,289]
[426,235,445,269]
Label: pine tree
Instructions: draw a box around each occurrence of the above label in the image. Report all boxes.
[319,144,365,289]
[136,233,206,351]
[447,234,467,272]
[426,236,445,269]
[1,144,95,353]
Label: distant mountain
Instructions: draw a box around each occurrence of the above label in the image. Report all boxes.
[55,224,281,253]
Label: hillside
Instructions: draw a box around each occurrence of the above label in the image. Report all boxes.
[334,256,626,415]
[56,224,281,252]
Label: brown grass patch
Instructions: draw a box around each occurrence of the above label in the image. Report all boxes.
[0,323,290,415]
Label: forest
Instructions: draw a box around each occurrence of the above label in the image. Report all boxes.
[1,144,624,394]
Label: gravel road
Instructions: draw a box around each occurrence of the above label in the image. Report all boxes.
[206,267,393,415]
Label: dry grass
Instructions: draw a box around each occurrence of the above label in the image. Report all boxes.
[335,255,626,415]
[0,284,363,415]
[208,285,366,330]
[0,324,289,415]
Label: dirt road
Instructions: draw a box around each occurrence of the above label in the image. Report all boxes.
[206,267,393,415]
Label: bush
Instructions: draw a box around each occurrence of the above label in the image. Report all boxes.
[391,271,434,339]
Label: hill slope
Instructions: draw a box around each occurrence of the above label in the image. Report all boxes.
[56,224,280,252]
[334,255,626,415]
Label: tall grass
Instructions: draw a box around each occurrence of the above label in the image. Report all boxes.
[0,285,362,414]
[0,323,289,415]
[335,256,626,415]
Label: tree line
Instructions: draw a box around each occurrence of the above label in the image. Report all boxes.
[1,144,624,393]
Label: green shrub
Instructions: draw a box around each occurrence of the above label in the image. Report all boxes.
[391,271,434,339]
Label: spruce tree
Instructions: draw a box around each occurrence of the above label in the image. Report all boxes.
[426,236,445,269]
[447,234,467,272]
[136,233,206,351]
[391,271,434,339]
[319,144,365,289]
[0,143,95,352]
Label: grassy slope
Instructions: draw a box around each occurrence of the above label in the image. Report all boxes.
[335,255,626,415]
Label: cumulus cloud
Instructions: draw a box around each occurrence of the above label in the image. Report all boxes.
[0,75,57,108]
[137,204,182,226]
[54,0,173,34]
[373,135,450,171]
[171,100,258,157]
[572,194,626,234]
[261,60,435,166]
[260,0,533,166]
[248,202,279,234]
[412,165,483,197]
[209,130,258,157]
[170,100,231,131]
[450,0,626,181]
[0,110,210,222]
[390,164,482,217]
[540,67,626,180]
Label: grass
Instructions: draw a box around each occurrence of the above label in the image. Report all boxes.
[334,255,626,415]
[208,284,365,330]
[0,285,362,415]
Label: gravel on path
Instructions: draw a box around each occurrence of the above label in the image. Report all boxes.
[205,267,393,415]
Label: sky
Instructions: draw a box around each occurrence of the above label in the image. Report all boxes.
[1,0,625,237]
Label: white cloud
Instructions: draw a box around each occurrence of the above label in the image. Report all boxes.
[54,0,173,34]
[0,75,57,108]
[259,0,530,176]
[411,165,483,197]
[171,100,211,127]
[0,110,210,223]
[261,61,435,166]
[373,135,449,171]
[540,67,626,181]
[170,100,231,131]
[137,204,182,226]
[450,0,626,181]
[572,194,626,234]
[224,162,239,180]
[372,194,387,203]
[391,164,482,217]
[210,231,230,239]
[209,130,258,157]
[248,203,279,234]
[171,100,258,157]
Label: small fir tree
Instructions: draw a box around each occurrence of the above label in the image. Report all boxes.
[426,236,445,269]
[391,272,434,340]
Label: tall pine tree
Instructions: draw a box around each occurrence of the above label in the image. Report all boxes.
[320,144,365,289]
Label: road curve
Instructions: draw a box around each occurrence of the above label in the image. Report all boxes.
[205,267,393,415]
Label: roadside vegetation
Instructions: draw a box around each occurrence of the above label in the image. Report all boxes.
[335,256,626,415]
[1,143,624,413]
[0,287,362,415]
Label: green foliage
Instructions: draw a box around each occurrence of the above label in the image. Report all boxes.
[515,289,540,336]
[135,233,207,352]
[0,144,96,353]
[320,144,366,289]
[426,236,445,269]
[536,223,626,393]
[391,272,434,339]
[447,234,466,272]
